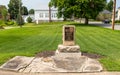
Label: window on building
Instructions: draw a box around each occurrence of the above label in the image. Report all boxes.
[39,13,43,18]
[51,13,57,18]
[45,13,49,18]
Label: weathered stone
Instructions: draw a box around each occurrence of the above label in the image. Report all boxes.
[22,58,56,73]
[82,58,103,72]
[57,44,80,53]
[55,52,81,58]
[53,56,87,72]
[63,25,75,46]
[0,56,103,73]
[0,56,34,71]
[41,57,53,62]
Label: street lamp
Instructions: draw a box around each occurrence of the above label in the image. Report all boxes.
[112,0,116,30]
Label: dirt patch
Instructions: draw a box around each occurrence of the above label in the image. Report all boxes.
[35,51,103,59]
[35,51,55,58]
[82,52,103,59]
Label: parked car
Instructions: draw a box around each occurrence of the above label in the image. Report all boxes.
[103,19,110,24]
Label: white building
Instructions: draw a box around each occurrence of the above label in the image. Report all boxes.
[35,9,63,24]
[116,7,120,20]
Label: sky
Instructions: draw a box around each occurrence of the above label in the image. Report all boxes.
[0,0,120,10]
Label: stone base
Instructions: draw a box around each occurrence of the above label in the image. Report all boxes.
[57,44,80,53]
[55,52,81,58]
[0,56,103,73]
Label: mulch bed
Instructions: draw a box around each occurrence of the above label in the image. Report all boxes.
[35,51,55,58]
[35,51,103,59]
[81,52,103,59]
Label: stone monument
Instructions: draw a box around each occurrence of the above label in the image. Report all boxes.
[56,25,81,54]
[0,25,103,72]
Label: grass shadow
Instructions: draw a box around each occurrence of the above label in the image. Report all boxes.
[68,23,99,27]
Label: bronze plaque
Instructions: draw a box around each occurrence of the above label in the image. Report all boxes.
[65,27,74,41]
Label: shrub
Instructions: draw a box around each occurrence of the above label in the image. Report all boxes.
[0,20,6,26]
[5,21,14,25]
[0,20,4,25]
[115,20,120,23]
[27,16,32,23]
[0,20,5,29]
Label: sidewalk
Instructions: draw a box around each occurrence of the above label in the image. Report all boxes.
[1,70,120,75]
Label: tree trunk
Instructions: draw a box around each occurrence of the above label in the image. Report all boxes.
[49,6,52,22]
[63,17,67,21]
[85,17,89,24]
[20,25,22,28]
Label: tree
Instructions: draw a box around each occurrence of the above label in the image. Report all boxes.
[1,8,8,22]
[28,9,34,14]
[50,0,106,24]
[21,6,28,15]
[105,0,113,12]
[16,14,24,27]
[0,5,7,19]
[48,2,52,22]
[8,0,22,19]
[27,16,32,23]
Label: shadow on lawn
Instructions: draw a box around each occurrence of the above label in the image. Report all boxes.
[68,23,98,27]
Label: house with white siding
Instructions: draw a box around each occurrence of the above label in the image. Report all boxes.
[116,7,120,20]
[34,9,63,24]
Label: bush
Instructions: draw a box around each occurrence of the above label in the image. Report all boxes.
[0,20,5,29]
[5,21,14,25]
[0,20,4,25]
[0,20,6,26]
[27,16,32,23]
[115,20,120,23]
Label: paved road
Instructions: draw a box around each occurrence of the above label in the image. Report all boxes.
[89,22,120,30]
[1,70,120,75]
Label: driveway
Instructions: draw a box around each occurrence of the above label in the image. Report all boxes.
[89,21,120,30]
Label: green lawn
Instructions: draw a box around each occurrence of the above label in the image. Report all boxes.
[0,22,120,71]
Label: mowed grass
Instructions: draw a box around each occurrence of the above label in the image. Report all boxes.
[0,22,120,71]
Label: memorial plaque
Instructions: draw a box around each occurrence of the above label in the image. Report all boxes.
[63,25,75,46]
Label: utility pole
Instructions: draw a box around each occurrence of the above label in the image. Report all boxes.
[112,0,116,30]
[19,0,22,27]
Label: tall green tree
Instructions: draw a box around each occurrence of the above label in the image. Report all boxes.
[21,6,28,15]
[105,0,113,12]
[0,5,7,19]
[28,9,34,14]
[8,0,22,19]
[1,8,8,22]
[50,0,107,24]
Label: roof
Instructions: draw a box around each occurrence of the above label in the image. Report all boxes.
[35,9,57,11]
[35,7,57,11]
[101,10,111,14]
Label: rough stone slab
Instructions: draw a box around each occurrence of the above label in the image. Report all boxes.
[52,56,87,72]
[22,58,58,73]
[0,56,103,73]
[57,44,80,53]
[0,56,34,71]
[82,58,103,72]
